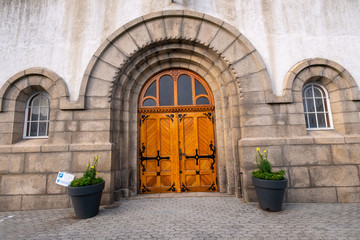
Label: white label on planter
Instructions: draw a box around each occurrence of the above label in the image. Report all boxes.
[56,172,75,187]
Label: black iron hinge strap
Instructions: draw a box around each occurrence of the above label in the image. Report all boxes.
[185,141,216,166]
[166,182,176,192]
[140,143,170,175]
[181,183,190,192]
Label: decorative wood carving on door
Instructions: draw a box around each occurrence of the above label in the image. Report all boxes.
[138,69,217,193]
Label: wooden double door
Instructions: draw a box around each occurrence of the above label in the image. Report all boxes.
[139,111,217,193]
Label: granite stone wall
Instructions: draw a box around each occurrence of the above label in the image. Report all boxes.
[239,137,360,203]
[0,10,359,211]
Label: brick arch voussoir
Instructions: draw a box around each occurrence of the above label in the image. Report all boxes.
[0,67,70,112]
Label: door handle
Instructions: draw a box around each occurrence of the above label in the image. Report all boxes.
[179,148,187,160]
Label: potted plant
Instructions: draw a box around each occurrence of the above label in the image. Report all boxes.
[67,156,105,219]
[251,148,287,211]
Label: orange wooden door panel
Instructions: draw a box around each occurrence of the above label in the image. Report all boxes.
[178,112,217,192]
[139,111,216,194]
[139,113,180,193]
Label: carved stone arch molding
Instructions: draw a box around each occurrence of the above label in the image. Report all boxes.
[283,58,360,134]
[283,58,360,102]
[80,10,273,198]
[0,67,71,144]
[0,67,70,112]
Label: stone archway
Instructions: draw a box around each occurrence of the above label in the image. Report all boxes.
[0,67,70,112]
[111,39,242,198]
[79,10,273,199]
[282,58,360,103]
[0,67,71,145]
[282,58,360,134]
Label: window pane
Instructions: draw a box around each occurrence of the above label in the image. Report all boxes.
[177,74,193,105]
[26,92,50,138]
[306,99,315,112]
[32,96,40,107]
[315,99,324,112]
[317,113,326,128]
[196,97,209,105]
[159,75,174,106]
[145,81,156,98]
[305,88,313,97]
[38,122,47,136]
[31,107,40,121]
[30,123,38,136]
[303,83,332,129]
[314,88,322,97]
[40,107,49,120]
[308,113,317,128]
[143,99,156,106]
[40,96,49,106]
[195,79,207,96]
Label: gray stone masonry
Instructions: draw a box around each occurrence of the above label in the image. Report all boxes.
[1,10,360,211]
[0,194,359,240]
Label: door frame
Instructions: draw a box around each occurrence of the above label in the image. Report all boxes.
[137,69,217,194]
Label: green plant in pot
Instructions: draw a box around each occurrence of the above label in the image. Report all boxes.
[68,156,105,219]
[251,148,287,211]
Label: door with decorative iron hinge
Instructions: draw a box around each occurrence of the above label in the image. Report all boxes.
[139,113,180,193]
[138,69,217,194]
[178,112,217,192]
[139,111,216,194]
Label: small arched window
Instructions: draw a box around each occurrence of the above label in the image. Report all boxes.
[139,69,213,108]
[302,83,332,129]
[24,92,50,138]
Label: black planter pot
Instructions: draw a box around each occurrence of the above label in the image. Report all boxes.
[251,177,287,212]
[68,181,105,219]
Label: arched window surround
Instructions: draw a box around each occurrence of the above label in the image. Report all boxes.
[23,91,50,138]
[302,83,333,130]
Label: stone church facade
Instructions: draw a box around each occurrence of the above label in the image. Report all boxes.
[0,1,359,211]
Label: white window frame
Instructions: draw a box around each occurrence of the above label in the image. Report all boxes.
[302,83,333,130]
[23,91,50,139]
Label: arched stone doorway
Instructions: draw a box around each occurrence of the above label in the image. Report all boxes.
[111,38,241,198]
[78,10,273,200]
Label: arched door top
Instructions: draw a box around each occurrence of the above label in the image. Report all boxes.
[139,69,214,112]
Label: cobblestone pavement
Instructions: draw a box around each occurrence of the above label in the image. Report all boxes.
[0,193,359,240]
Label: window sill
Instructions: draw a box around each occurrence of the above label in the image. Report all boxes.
[306,127,333,131]
[22,136,49,140]
[307,130,345,144]
[16,138,48,145]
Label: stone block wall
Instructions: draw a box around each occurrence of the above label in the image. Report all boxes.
[237,57,360,203]
[0,69,116,211]
[1,10,360,212]
[239,135,360,203]
[0,142,114,211]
